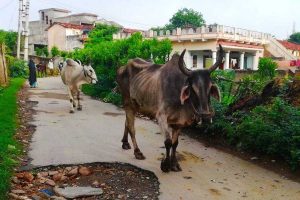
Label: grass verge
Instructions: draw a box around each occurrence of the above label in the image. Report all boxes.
[0,78,25,199]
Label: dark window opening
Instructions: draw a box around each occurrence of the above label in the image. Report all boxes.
[50,20,52,25]
[46,16,48,24]
[193,55,197,68]
[41,12,44,20]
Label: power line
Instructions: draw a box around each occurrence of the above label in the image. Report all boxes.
[0,0,14,10]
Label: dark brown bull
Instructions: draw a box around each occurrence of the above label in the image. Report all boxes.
[116,45,224,172]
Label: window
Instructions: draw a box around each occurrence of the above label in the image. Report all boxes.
[193,55,197,68]
[41,12,44,20]
[46,16,48,24]
[50,20,52,25]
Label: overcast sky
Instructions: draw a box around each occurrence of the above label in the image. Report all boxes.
[0,0,299,39]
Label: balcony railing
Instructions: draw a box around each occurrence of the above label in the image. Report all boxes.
[113,24,272,45]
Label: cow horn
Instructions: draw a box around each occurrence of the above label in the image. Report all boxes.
[76,59,82,66]
[208,44,224,73]
[178,49,192,76]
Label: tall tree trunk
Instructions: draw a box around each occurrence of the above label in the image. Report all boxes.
[0,43,8,86]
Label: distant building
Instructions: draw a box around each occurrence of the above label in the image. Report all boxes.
[46,22,93,52]
[114,24,297,70]
[278,40,300,58]
[29,8,121,55]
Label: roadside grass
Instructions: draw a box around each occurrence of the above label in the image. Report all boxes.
[0,78,25,199]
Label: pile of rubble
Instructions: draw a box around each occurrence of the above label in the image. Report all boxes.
[9,163,159,200]
[10,166,101,200]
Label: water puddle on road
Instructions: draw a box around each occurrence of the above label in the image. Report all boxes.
[102,112,124,117]
[29,92,68,100]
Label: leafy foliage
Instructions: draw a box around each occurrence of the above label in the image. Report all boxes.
[8,57,28,78]
[233,98,300,170]
[205,60,299,170]
[50,46,60,57]
[152,8,205,32]
[0,30,17,54]
[73,24,172,105]
[257,58,277,80]
[166,8,205,29]
[288,32,300,44]
[35,47,49,57]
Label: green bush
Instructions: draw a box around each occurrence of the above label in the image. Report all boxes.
[232,98,300,170]
[257,57,277,80]
[211,70,236,105]
[35,47,49,57]
[8,58,28,78]
[50,46,60,57]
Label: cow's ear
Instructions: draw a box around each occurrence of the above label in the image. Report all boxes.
[210,84,221,102]
[180,85,190,105]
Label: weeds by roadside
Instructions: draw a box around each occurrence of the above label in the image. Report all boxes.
[0,78,25,198]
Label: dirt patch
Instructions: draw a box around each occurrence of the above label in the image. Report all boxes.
[15,86,37,168]
[10,163,159,200]
[29,92,68,100]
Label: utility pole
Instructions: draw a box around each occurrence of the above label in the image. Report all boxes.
[16,0,30,61]
[17,0,23,59]
[23,0,30,61]
[292,22,296,34]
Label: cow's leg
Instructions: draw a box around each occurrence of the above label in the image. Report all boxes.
[170,129,182,172]
[68,87,75,113]
[77,89,82,111]
[121,122,131,150]
[157,113,172,172]
[125,108,145,160]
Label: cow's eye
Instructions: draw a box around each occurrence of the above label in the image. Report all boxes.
[89,69,93,72]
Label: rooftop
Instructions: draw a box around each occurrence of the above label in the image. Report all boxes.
[39,8,71,13]
[46,22,94,31]
[278,40,300,51]
[68,13,98,17]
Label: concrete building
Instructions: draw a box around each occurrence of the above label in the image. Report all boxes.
[114,24,297,70]
[47,22,93,52]
[29,8,120,55]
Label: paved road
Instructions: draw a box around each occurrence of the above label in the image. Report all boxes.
[28,77,300,200]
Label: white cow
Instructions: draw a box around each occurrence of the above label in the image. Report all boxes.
[61,59,98,113]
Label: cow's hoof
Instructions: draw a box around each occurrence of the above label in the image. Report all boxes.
[171,161,182,172]
[69,110,75,114]
[122,142,131,150]
[77,106,82,111]
[161,158,171,173]
[134,149,145,160]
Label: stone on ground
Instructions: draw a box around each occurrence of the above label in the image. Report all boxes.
[54,186,103,199]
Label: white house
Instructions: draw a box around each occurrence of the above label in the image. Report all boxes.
[114,24,296,70]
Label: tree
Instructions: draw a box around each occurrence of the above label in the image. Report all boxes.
[288,32,300,44]
[165,8,205,30]
[51,46,60,57]
[0,30,17,54]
